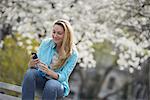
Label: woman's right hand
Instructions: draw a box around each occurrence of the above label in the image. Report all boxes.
[28,55,40,68]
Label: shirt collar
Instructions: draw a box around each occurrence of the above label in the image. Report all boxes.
[51,40,56,48]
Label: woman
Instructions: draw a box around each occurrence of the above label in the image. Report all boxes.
[22,19,78,100]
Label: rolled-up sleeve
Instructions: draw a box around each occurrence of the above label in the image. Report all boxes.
[57,51,78,82]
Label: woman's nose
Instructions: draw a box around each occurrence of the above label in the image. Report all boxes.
[53,33,57,37]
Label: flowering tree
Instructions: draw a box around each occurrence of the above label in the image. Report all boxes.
[90,0,150,99]
[0,0,97,68]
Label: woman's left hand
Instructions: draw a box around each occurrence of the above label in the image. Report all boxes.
[39,62,59,79]
[38,62,50,74]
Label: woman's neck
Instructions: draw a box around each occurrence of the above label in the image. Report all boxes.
[56,44,61,52]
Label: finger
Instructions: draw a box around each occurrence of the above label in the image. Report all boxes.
[41,67,48,73]
[39,64,48,70]
[33,59,40,63]
[34,61,39,64]
[39,62,47,66]
[39,66,47,72]
[33,58,39,61]
[39,61,46,65]
[39,63,43,66]
[39,63,45,68]
[37,60,40,63]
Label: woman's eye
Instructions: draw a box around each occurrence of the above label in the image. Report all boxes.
[57,32,62,35]
[53,31,63,35]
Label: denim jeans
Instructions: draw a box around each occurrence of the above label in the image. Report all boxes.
[22,68,64,100]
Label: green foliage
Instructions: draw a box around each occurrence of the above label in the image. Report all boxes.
[0,33,39,85]
[93,40,118,68]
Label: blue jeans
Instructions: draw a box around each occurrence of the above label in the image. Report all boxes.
[22,68,64,100]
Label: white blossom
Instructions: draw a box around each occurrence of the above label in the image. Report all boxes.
[1,0,150,71]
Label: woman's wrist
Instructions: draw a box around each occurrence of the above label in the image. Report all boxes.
[47,69,59,79]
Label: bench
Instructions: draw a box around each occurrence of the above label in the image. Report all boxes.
[0,82,47,100]
[0,82,22,100]
[0,82,66,100]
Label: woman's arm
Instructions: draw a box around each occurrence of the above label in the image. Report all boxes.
[56,51,78,82]
[38,50,78,81]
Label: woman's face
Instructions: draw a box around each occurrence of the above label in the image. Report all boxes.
[52,24,65,45]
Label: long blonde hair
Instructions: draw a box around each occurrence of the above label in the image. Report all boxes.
[52,19,74,70]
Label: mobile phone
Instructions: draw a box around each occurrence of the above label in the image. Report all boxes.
[31,52,38,59]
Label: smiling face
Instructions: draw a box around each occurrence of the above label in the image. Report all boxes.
[52,24,65,46]
[50,19,74,69]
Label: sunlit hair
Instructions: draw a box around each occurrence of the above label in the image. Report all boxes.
[52,19,74,70]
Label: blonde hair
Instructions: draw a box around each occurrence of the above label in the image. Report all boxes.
[52,19,74,70]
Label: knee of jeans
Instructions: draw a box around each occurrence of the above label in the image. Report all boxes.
[45,80,59,92]
[25,69,37,78]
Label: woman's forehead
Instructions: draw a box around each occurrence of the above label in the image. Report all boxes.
[53,24,64,32]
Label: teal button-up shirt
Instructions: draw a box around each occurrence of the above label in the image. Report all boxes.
[37,38,78,96]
